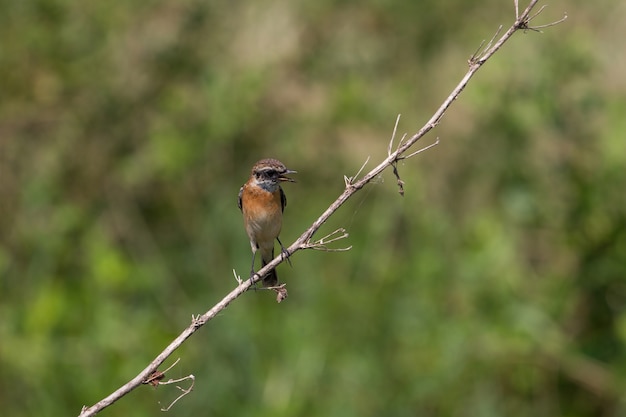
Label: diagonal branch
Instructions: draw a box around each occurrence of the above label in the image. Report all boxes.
[77,2,565,415]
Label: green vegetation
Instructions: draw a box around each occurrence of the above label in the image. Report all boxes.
[1,0,625,416]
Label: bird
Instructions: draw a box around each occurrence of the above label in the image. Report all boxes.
[238,158,296,287]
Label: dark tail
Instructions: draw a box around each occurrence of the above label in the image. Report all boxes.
[263,268,278,287]
[261,249,278,287]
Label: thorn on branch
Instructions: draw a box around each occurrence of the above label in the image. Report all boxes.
[516,3,568,32]
[396,138,440,161]
[232,269,243,285]
[158,374,195,412]
[304,228,351,252]
[344,156,370,187]
[387,115,410,158]
[388,114,402,157]
[469,25,502,65]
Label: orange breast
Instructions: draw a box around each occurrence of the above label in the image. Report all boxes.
[241,184,283,249]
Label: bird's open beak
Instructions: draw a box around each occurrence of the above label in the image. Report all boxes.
[279,169,297,182]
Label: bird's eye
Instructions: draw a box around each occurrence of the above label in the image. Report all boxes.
[266,169,276,177]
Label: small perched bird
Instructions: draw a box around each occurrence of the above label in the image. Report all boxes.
[238,158,296,287]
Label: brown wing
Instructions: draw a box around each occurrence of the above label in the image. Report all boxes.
[237,185,244,212]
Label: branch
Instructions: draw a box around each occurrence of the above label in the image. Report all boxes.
[77,2,565,415]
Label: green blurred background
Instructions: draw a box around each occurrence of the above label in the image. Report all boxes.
[1,0,625,416]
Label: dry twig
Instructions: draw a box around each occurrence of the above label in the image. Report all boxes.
[77,2,566,415]
[158,374,195,412]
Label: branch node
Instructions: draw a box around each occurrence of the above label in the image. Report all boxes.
[143,370,165,387]
[516,4,567,32]
[390,138,440,196]
[191,315,203,327]
[142,358,182,387]
[344,156,371,186]
[469,25,502,65]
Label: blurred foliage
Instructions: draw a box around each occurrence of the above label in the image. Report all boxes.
[1,0,625,416]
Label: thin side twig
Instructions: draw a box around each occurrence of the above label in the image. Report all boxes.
[159,375,195,412]
[387,114,402,157]
[344,156,371,186]
[304,228,352,251]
